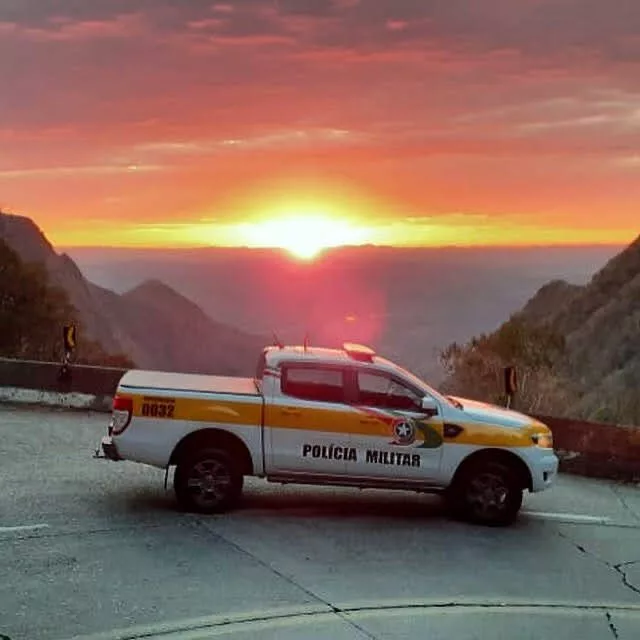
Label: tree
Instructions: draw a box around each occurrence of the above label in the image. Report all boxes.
[0,240,134,367]
[439,315,576,415]
[0,239,74,360]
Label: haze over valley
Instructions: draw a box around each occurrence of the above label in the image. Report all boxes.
[65,243,621,380]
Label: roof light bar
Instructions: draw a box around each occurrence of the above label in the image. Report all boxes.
[343,342,375,362]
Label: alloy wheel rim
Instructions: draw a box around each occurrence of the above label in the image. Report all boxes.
[467,472,509,518]
[186,459,232,508]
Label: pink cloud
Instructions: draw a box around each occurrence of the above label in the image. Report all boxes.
[0,22,18,35]
[386,20,409,32]
[333,0,361,7]
[1,0,639,239]
[212,3,235,13]
[187,18,225,30]
[6,13,145,42]
[181,32,296,54]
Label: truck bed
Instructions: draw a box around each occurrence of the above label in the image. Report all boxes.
[118,370,260,397]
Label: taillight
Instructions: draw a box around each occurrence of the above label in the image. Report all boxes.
[111,396,133,435]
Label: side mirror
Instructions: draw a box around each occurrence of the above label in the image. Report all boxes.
[421,396,439,417]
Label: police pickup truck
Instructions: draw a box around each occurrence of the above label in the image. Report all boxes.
[98,343,558,526]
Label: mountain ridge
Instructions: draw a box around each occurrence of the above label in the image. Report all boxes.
[515,233,640,422]
[0,211,266,375]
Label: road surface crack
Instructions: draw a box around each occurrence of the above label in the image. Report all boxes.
[611,486,640,524]
[605,611,619,638]
[558,531,640,597]
[193,519,379,639]
[613,560,640,596]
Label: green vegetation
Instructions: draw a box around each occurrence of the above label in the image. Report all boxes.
[0,239,134,367]
[439,316,577,416]
[440,234,640,426]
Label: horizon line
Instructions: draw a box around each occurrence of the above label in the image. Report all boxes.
[58,241,629,251]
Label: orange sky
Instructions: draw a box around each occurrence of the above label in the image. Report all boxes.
[0,0,638,248]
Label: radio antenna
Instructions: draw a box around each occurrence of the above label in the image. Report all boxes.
[272,332,284,349]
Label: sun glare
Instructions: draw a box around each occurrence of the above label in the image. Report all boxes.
[240,214,371,259]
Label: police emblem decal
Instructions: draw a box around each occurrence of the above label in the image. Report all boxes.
[391,419,416,445]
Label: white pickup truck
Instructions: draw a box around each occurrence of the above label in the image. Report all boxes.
[98,343,558,526]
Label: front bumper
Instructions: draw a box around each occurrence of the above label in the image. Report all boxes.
[530,452,559,492]
[96,436,122,461]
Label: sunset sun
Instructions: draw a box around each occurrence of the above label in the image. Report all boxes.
[239,214,371,259]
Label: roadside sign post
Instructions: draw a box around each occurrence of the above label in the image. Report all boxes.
[504,366,518,409]
[59,323,77,382]
[63,323,77,359]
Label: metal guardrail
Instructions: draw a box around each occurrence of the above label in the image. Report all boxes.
[0,357,127,397]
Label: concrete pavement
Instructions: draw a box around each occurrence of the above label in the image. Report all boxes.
[0,405,639,639]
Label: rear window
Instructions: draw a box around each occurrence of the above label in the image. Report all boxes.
[281,365,346,403]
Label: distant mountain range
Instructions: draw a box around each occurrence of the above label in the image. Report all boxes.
[2,210,631,394]
[0,213,266,375]
[64,241,622,382]
[518,233,640,423]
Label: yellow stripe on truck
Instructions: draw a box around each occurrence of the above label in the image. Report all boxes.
[128,394,263,426]
[264,405,388,437]
[266,406,543,448]
[447,423,533,448]
[121,392,549,449]
[445,422,552,448]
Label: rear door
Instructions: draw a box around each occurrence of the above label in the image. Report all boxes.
[346,369,445,483]
[264,363,354,475]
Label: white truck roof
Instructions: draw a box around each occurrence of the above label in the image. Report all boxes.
[265,343,382,368]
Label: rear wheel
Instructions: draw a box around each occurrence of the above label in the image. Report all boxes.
[174,448,243,514]
[446,460,523,526]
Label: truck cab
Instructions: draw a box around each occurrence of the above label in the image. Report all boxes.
[258,343,447,486]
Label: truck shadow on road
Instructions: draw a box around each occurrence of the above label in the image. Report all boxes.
[102,483,447,519]
[236,487,448,521]
[106,482,528,529]
[99,476,536,530]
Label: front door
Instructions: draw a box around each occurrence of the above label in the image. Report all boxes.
[265,363,353,475]
[346,369,444,483]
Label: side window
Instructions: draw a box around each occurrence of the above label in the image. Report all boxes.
[282,366,346,404]
[357,371,422,411]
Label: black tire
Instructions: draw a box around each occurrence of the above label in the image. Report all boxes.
[446,460,523,526]
[174,448,243,514]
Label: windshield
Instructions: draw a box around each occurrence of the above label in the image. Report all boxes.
[377,357,459,410]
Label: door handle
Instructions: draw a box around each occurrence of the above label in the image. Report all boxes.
[282,408,302,416]
[359,418,378,425]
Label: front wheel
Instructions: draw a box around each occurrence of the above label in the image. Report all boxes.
[174,448,243,514]
[446,460,523,526]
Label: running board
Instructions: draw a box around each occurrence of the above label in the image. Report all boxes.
[266,473,445,494]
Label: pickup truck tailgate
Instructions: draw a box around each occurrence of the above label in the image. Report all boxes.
[111,370,264,470]
[118,370,260,396]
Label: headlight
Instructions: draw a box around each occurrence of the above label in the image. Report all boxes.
[531,433,553,448]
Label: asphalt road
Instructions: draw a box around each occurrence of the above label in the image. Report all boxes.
[1,405,639,640]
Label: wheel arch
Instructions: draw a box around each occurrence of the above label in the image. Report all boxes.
[169,428,254,476]
[450,448,533,492]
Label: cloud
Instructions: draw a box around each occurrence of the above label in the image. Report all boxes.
[212,3,235,13]
[1,0,639,237]
[187,17,226,30]
[119,129,363,164]
[0,164,162,179]
[0,13,145,41]
[386,20,408,32]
